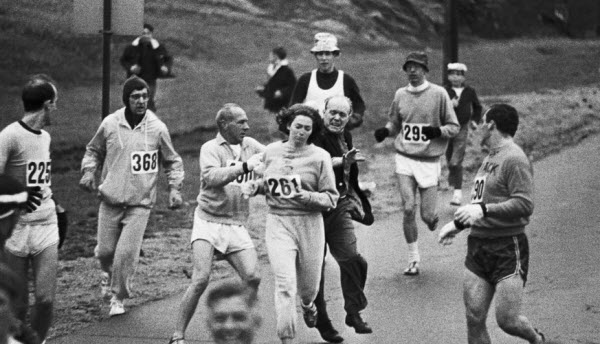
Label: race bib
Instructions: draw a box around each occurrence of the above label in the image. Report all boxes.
[131,150,158,174]
[402,123,430,145]
[227,160,255,186]
[471,175,486,203]
[26,160,51,187]
[266,174,302,199]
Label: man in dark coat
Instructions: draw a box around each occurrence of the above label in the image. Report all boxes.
[256,47,296,114]
[311,95,374,343]
[120,23,173,111]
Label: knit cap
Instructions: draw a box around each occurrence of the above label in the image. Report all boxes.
[122,76,149,105]
[0,174,27,219]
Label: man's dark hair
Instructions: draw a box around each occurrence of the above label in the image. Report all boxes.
[143,23,154,32]
[485,104,519,137]
[21,74,56,112]
[272,47,287,60]
[207,280,256,309]
[276,104,323,144]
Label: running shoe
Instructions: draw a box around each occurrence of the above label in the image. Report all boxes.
[403,261,419,276]
[301,302,318,328]
[109,297,125,317]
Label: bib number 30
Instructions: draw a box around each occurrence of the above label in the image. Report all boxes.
[131,150,158,174]
[471,175,486,203]
[26,160,51,187]
[267,175,301,199]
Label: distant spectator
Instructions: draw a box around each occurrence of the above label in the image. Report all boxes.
[256,47,296,114]
[120,23,173,111]
[206,279,262,344]
[444,62,482,206]
[290,33,366,130]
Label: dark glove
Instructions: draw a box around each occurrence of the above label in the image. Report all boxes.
[25,187,42,213]
[421,126,442,140]
[374,127,390,142]
[56,206,68,249]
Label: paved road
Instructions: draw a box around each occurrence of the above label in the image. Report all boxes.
[49,135,600,344]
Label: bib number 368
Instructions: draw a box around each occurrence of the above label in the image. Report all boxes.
[26,160,51,187]
[267,175,301,199]
[131,150,158,174]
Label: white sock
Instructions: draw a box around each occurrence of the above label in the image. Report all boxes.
[408,242,420,263]
[453,189,462,198]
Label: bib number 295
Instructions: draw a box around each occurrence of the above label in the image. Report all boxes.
[131,150,158,174]
[402,123,429,144]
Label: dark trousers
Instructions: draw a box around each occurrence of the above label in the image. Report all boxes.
[446,125,469,189]
[314,198,368,327]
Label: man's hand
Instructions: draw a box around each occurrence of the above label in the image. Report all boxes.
[130,64,141,75]
[25,187,42,213]
[455,204,485,226]
[241,180,260,199]
[160,65,169,76]
[438,221,461,246]
[344,148,366,165]
[421,126,442,140]
[168,189,183,209]
[452,97,459,108]
[246,153,264,172]
[374,127,389,142]
[79,172,97,193]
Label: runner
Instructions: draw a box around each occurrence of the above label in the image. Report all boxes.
[374,51,459,275]
[80,75,184,317]
[290,32,366,130]
[312,96,374,342]
[438,104,545,344]
[243,104,338,344]
[168,104,264,344]
[0,74,59,343]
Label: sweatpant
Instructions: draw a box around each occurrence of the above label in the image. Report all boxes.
[265,212,325,340]
[315,198,368,327]
[446,125,469,189]
[95,202,152,300]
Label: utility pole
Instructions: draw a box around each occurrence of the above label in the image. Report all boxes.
[443,0,458,86]
[102,0,112,118]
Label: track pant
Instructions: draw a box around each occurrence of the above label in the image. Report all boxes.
[95,202,152,300]
[266,212,325,339]
[446,125,469,189]
[315,199,368,327]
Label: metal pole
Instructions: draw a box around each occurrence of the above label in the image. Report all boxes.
[102,0,112,118]
[443,0,459,86]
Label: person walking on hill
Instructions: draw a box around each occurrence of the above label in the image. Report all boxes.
[438,104,545,344]
[290,33,366,130]
[312,96,374,343]
[0,74,60,343]
[79,75,184,317]
[256,47,296,114]
[444,62,483,205]
[120,23,173,111]
[374,51,459,276]
[168,104,265,344]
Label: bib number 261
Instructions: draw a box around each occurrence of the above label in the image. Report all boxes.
[267,175,301,199]
[131,150,158,174]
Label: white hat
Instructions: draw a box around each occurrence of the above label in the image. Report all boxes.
[448,62,467,72]
[310,32,340,53]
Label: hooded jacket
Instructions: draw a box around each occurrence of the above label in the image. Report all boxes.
[81,108,184,207]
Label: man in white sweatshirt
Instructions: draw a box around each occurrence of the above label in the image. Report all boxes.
[79,75,184,317]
